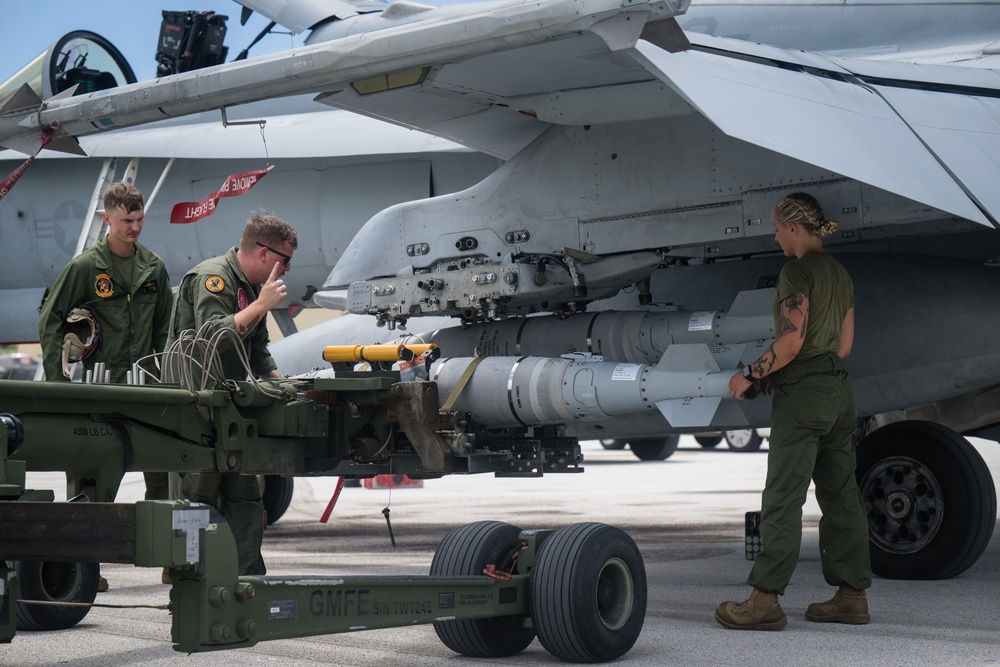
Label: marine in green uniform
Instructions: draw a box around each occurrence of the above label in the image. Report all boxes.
[716,192,871,631]
[167,212,297,576]
[39,182,173,497]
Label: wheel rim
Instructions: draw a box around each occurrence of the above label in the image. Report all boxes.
[594,557,633,631]
[860,455,945,554]
[39,562,84,601]
[727,430,753,447]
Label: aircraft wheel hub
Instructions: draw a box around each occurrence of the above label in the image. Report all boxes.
[886,492,912,520]
[860,456,945,554]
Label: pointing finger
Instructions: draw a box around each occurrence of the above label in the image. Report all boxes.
[268,261,282,282]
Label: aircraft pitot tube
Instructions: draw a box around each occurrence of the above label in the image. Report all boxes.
[430,343,755,431]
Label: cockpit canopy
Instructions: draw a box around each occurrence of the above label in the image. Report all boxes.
[0,30,136,108]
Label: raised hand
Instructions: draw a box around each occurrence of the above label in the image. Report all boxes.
[257,261,288,311]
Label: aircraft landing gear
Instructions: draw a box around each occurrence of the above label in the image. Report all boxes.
[724,429,764,452]
[695,435,723,448]
[857,420,996,579]
[600,436,680,460]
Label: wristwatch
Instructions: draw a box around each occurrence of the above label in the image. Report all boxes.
[743,365,755,382]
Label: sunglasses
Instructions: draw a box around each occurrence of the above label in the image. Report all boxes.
[256,241,292,267]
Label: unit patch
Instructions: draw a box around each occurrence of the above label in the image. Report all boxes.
[236,287,248,311]
[94,274,114,298]
[205,275,225,293]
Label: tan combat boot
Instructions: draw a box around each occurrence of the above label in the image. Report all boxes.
[715,589,788,630]
[805,585,870,624]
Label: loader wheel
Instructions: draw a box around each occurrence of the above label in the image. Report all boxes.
[857,421,996,579]
[430,521,535,657]
[262,475,294,526]
[14,560,99,631]
[531,522,646,662]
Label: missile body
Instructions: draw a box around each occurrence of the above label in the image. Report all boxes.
[431,344,748,429]
[426,289,774,364]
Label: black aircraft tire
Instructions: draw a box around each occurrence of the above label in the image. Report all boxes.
[696,435,723,448]
[857,421,997,580]
[14,560,99,631]
[725,429,763,452]
[430,521,535,657]
[531,522,646,663]
[262,475,294,526]
[629,436,680,461]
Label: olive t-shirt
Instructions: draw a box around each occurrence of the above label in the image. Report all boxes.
[111,250,136,293]
[772,252,853,364]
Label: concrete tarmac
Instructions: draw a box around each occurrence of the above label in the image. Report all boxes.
[6,437,1000,666]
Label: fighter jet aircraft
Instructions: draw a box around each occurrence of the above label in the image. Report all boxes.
[0,1,500,343]
[3,0,1000,582]
[267,0,1000,581]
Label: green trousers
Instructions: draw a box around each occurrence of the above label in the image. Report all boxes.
[748,360,871,595]
[179,472,266,576]
[143,472,169,500]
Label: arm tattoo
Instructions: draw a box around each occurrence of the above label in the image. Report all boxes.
[747,292,807,378]
[751,346,778,378]
[238,312,263,338]
[781,292,808,340]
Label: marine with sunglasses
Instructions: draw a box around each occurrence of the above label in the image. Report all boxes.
[167,211,297,576]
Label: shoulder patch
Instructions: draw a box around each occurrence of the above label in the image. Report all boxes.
[94,274,114,298]
[205,275,225,293]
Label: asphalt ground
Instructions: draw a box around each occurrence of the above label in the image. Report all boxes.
[6,437,1000,666]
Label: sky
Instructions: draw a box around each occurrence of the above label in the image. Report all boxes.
[0,1,308,84]
[0,0,472,85]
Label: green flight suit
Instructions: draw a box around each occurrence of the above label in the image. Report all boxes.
[747,252,872,595]
[167,247,276,380]
[38,238,173,500]
[167,247,274,576]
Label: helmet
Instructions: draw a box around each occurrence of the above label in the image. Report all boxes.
[61,307,100,378]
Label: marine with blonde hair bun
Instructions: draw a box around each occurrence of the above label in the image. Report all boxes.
[774,191,840,238]
[716,191,871,631]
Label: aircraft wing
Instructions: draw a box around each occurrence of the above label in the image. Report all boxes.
[4,0,998,224]
[2,0,692,160]
[70,108,470,160]
[320,28,1000,226]
[627,33,1000,227]
[236,0,385,32]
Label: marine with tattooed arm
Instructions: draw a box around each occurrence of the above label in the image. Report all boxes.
[716,192,872,631]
